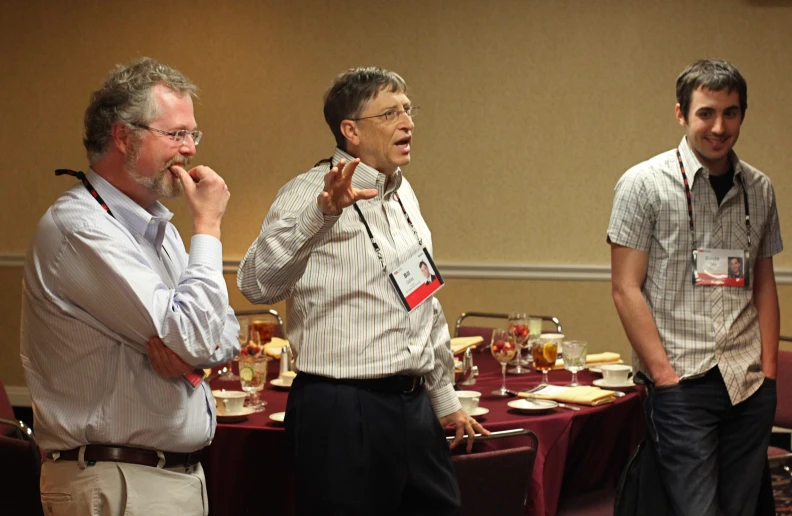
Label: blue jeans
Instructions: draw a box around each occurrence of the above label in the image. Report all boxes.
[644,367,776,516]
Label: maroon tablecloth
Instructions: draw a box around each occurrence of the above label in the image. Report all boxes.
[204,352,644,516]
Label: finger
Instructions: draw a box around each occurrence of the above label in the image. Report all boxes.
[170,165,196,193]
[323,168,339,193]
[352,188,378,201]
[339,158,360,182]
[472,420,490,436]
[165,347,192,375]
[146,341,167,376]
[449,423,464,450]
[465,419,476,453]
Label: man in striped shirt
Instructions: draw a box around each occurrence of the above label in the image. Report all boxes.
[21,57,239,515]
[608,59,781,515]
[238,67,485,515]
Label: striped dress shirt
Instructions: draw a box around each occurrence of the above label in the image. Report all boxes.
[608,137,783,404]
[237,148,460,417]
[21,169,240,453]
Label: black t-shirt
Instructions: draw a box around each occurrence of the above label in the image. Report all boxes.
[709,166,735,206]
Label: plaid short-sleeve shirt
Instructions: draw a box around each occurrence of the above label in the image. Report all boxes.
[608,137,783,404]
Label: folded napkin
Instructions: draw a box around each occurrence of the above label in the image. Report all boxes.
[519,385,616,406]
[450,336,484,355]
[263,337,290,359]
[553,351,622,370]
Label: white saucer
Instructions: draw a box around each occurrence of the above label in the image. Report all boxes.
[588,366,603,374]
[271,378,292,389]
[507,398,558,413]
[217,406,255,423]
[593,378,636,391]
[468,406,489,418]
[269,411,286,423]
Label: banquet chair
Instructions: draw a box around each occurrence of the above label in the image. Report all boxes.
[450,429,538,516]
[768,346,792,470]
[0,379,16,436]
[453,312,563,340]
[234,308,285,338]
[0,417,44,516]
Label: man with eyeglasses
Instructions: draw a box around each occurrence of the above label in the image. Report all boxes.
[239,67,484,515]
[21,57,239,515]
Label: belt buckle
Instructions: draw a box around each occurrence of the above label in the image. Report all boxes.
[404,376,420,393]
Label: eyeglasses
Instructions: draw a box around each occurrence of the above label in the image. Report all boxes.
[350,106,420,123]
[132,124,203,146]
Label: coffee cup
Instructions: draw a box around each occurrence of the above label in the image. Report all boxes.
[600,364,632,385]
[212,390,247,415]
[279,370,297,386]
[456,390,481,413]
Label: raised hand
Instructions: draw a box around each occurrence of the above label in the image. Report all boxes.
[317,158,378,215]
[170,165,230,239]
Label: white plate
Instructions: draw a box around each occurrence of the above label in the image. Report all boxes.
[271,378,292,389]
[269,411,286,423]
[507,398,558,413]
[468,406,489,418]
[216,406,255,423]
[593,378,636,391]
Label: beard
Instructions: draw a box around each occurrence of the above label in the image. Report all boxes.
[125,142,190,199]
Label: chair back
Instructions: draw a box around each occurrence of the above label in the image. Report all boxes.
[775,348,792,428]
[454,312,563,339]
[0,379,16,436]
[451,429,538,516]
[0,418,43,516]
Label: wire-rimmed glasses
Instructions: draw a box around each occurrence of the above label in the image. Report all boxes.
[349,106,420,123]
[132,123,203,146]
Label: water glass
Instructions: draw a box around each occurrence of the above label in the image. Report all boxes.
[562,340,588,386]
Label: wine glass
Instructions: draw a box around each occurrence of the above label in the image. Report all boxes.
[562,340,588,386]
[532,333,561,385]
[507,312,530,375]
[490,329,517,396]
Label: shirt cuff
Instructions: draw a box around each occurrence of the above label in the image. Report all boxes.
[298,200,341,238]
[426,382,462,418]
[188,235,223,271]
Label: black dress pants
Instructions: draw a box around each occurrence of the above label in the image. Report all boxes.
[285,374,461,516]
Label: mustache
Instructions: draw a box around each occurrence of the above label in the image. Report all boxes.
[163,156,192,170]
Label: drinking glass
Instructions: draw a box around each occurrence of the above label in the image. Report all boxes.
[507,312,530,374]
[532,334,561,385]
[238,354,270,412]
[562,340,588,386]
[490,329,517,396]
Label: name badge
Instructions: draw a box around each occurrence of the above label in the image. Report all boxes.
[692,248,749,287]
[389,248,444,312]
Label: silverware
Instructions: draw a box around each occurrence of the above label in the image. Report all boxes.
[205,366,228,383]
[556,403,581,411]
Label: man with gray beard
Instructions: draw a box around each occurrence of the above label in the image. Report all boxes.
[20,57,239,515]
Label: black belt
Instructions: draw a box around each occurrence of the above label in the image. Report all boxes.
[49,445,203,468]
[297,372,425,394]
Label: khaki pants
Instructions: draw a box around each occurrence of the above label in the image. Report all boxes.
[40,454,209,516]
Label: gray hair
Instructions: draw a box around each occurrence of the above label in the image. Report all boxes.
[83,57,198,162]
[676,59,747,122]
[323,67,407,150]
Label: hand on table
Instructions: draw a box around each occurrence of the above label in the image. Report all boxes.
[440,408,490,453]
[146,336,194,378]
[317,158,378,215]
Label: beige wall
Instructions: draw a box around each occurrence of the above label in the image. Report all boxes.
[2,0,792,390]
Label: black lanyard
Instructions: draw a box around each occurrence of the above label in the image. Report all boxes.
[675,149,752,251]
[56,169,115,218]
[56,168,171,260]
[316,158,423,272]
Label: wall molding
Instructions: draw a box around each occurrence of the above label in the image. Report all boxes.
[6,386,32,407]
[3,253,792,283]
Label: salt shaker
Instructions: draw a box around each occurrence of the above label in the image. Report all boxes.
[280,346,292,374]
[460,348,478,386]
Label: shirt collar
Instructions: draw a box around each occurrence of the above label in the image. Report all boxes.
[86,169,174,250]
[678,136,745,187]
[332,148,403,198]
